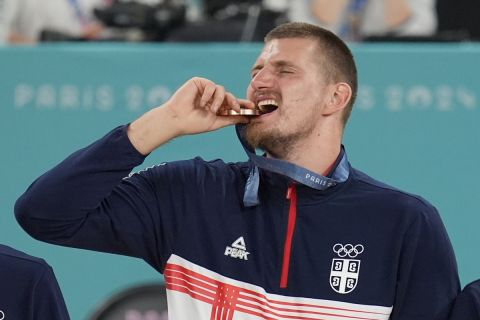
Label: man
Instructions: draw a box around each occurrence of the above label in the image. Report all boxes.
[15,22,459,319]
[449,280,480,320]
[0,244,70,319]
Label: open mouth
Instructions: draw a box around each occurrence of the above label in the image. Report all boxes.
[257,99,279,114]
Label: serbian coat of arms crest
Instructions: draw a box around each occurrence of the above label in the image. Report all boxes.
[330,243,364,294]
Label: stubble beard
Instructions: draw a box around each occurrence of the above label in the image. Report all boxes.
[245,121,314,160]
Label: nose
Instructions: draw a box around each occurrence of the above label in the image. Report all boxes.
[250,67,274,91]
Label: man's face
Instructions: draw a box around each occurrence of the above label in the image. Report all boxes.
[245,37,330,158]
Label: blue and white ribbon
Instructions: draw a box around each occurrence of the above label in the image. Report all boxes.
[235,124,350,206]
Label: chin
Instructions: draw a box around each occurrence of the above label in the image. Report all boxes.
[245,122,269,148]
[245,125,290,158]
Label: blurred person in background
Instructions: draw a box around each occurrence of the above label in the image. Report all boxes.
[0,244,70,319]
[0,0,108,44]
[266,0,437,41]
[40,0,108,41]
[0,0,40,43]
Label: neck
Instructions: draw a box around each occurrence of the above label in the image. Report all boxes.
[268,127,343,176]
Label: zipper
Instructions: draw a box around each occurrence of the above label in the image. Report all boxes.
[280,183,298,288]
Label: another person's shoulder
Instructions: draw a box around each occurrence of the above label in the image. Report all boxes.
[450,280,480,319]
[462,280,480,297]
[0,244,51,281]
[0,244,53,302]
[0,244,70,319]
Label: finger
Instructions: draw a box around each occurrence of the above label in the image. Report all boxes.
[210,85,226,113]
[213,115,250,129]
[224,92,241,112]
[200,83,217,108]
[237,99,256,109]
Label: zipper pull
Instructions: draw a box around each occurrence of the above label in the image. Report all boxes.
[286,183,295,199]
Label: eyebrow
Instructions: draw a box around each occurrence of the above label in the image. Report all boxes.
[251,60,297,74]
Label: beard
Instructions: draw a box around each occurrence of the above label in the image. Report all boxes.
[245,120,315,160]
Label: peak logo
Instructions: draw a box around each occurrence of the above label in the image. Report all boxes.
[224,237,250,260]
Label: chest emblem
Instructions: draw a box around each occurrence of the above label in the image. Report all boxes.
[330,243,364,294]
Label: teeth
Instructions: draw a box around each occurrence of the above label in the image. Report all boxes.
[257,99,279,114]
[258,99,278,107]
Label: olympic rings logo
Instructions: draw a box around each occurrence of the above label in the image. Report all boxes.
[0,310,4,320]
[333,243,364,258]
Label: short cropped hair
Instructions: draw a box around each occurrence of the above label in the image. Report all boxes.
[265,22,358,126]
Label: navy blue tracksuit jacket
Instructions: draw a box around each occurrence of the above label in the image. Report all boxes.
[15,125,460,319]
[0,244,70,319]
[450,280,480,320]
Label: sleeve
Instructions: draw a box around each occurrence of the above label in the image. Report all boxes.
[33,265,70,320]
[15,125,190,271]
[391,205,460,320]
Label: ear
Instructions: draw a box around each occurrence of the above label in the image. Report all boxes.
[322,82,352,116]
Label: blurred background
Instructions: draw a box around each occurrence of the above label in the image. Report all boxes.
[1,0,480,44]
[1,0,479,319]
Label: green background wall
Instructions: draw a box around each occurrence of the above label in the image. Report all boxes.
[1,43,479,319]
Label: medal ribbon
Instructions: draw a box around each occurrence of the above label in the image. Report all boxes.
[235,124,350,206]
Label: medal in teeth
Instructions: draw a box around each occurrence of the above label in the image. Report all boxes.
[218,99,278,116]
